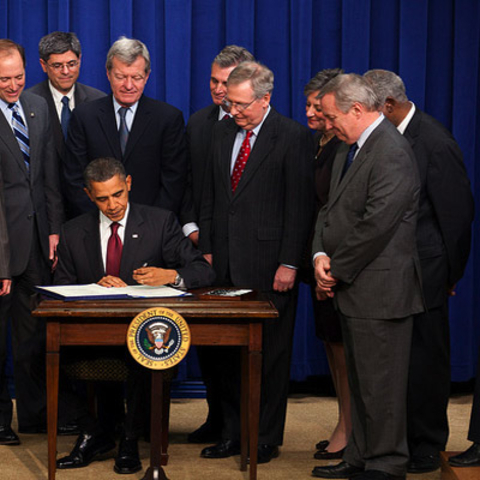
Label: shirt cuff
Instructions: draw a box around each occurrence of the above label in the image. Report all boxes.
[182,222,199,238]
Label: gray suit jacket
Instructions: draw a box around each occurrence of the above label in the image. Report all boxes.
[0,91,63,277]
[313,118,424,319]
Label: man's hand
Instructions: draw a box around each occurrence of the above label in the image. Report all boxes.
[314,255,337,297]
[203,254,213,266]
[315,285,331,301]
[133,267,177,286]
[447,284,457,297]
[188,231,199,246]
[49,234,60,270]
[97,276,127,288]
[0,279,12,296]
[273,265,297,292]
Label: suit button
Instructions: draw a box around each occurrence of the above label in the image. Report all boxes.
[229,208,235,215]
[27,214,33,220]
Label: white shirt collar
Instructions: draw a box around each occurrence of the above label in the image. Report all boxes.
[396,102,416,135]
[356,112,384,151]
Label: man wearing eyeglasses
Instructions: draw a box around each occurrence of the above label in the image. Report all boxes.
[199,61,314,463]
[63,37,187,220]
[27,32,105,219]
[181,45,254,446]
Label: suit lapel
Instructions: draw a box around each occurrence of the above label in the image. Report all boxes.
[0,105,28,178]
[403,109,421,149]
[81,212,105,280]
[232,110,277,199]
[40,82,64,157]
[124,95,151,161]
[120,204,146,279]
[98,96,123,160]
[220,121,238,200]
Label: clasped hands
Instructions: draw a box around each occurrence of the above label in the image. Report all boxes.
[97,267,177,288]
[314,255,337,300]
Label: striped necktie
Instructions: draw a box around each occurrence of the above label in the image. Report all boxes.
[8,102,30,170]
[118,107,129,155]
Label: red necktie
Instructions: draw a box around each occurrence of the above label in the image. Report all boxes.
[231,131,253,193]
[106,222,123,276]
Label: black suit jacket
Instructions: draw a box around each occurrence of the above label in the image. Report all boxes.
[26,80,106,161]
[64,94,187,217]
[55,203,215,289]
[180,103,219,225]
[404,108,474,307]
[199,107,314,291]
[0,92,63,276]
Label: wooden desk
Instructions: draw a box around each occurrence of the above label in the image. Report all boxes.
[33,293,278,480]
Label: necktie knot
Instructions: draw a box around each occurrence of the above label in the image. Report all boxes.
[110,222,120,235]
[8,102,18,113]
[61,96,69,107]
[119,107,129,121]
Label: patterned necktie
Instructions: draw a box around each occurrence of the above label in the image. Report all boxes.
[61,96,71,138]
[222,113,230,120]
[341,142,358,180]
[118,107,129,155]
[8,103,30,170]
[106,222,123,276]
[231,130,253,193]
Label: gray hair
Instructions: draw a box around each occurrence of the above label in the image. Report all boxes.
[363,69,409,105]
[304,68,344,97]
[318,73,381,113]
[106,37,150,73]
[38,32,81,61]
[84,158,126,190]
[227,61,274,98]
[213,45,255,68]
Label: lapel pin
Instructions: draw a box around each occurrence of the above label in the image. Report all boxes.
[132,233,139,238]
[30,112,35,117]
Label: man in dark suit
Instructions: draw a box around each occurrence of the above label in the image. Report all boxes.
[0,39,63,444]
[64,37,187,218]
[311,74,424,480]
[182,44,254,444]
[27,31,105,218]
[364,69,474,473]
[199,61,314,463]
[55,157,215,474]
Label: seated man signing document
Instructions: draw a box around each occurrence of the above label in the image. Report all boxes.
[54,157,215,474]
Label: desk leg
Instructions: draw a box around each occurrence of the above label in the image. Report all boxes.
[248,349,261,480]
[142,370,169,480]
[46,322,60,480]
[240,347,249,471]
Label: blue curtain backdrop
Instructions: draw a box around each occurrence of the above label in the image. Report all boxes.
[1,0,479,383]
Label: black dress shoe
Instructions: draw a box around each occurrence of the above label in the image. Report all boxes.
[449,443,480,467]
[58,423,81,436]
[316,439,330,451]
[56,432,115,469]
[114,437,142,474]
[255,444,279,464]
[0,426,20,445]
[407,453,440,473]
[314,447,345,460]
[354,470,405,480]
[312,461,364,478]
[188,421,221,443]
[201,439,241,458]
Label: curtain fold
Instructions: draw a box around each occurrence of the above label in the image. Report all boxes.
[1,0,478,382]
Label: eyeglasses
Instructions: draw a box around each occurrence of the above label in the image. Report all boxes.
[47,60,80,71]
[222,97,257,112]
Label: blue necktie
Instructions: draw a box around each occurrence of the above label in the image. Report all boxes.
[341,142,358,180]
[61,96,71,138]
[118,107,129,155]
[8,103,30,171]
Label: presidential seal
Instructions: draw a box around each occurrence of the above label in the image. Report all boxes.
[127,307,191,370]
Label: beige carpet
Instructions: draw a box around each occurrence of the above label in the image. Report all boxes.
[0,393,473,479]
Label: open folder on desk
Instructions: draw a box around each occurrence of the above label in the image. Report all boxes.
[35,283,190,301]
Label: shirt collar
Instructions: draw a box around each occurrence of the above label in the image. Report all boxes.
[48,81,75,103]
[113,96,139,117]
[248,104,271,137]
[356,112,384,151]
[99,203,130,230]
[396,102,416,135]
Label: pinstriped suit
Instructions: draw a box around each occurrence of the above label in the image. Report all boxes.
[0,91,63,430]
[199,107,314,444]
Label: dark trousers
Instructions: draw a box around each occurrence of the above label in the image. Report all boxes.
[407,302,450,456]
[220,289,297,446]
[468,347,480,443]
[0,234,48,429]
[342,314,413,477]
